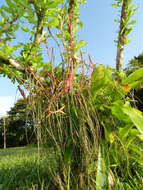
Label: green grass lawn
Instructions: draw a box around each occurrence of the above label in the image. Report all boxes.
[0,146,57,190]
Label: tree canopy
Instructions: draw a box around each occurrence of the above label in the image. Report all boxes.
[125,52,143,75]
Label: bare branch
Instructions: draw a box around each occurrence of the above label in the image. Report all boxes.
[9,59,24,70]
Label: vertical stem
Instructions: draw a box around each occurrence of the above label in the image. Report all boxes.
[3,117,6,149]
[116,0,128,73]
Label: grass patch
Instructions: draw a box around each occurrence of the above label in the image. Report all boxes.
[0,146,57,190]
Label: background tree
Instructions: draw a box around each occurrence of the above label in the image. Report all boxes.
[0,98,35,148]
[125,52,143,75]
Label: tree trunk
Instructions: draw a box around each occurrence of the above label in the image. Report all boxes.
[116,47,124,72]
[116,0,128,73]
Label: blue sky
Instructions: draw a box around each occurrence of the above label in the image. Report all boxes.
[0,0,143,116]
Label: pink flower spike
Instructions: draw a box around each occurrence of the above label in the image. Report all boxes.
[88,54,96,79]
[88,54,94,68]
[50,86,54,95]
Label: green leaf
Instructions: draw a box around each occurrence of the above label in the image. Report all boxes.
[123,68,143,85]
[76,19,83,28]
[128,20,137,25]
[128,3,134,13]
[0,184,3,190]
[88,161,97,175]
[64,145,73,163]
[21,26,34,34]
[71,106,79,126]
[90,65,113,98]
[111,100,130,123]
[77,0,86,4]
[73,25,79,34]
[122,102,143,135]
[6,0,14,8]
[75,40,87,51]
[1,5,13,14]
[47,19,59,27]
[21,26,29,32]
[118,124,133,140]
[112,3,118,7]
[17,0,29,8]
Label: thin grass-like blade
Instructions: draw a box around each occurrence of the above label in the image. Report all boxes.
[96,145,107,190]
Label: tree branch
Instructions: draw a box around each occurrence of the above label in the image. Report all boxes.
[0,13,19,40]
[0,56,24,71]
